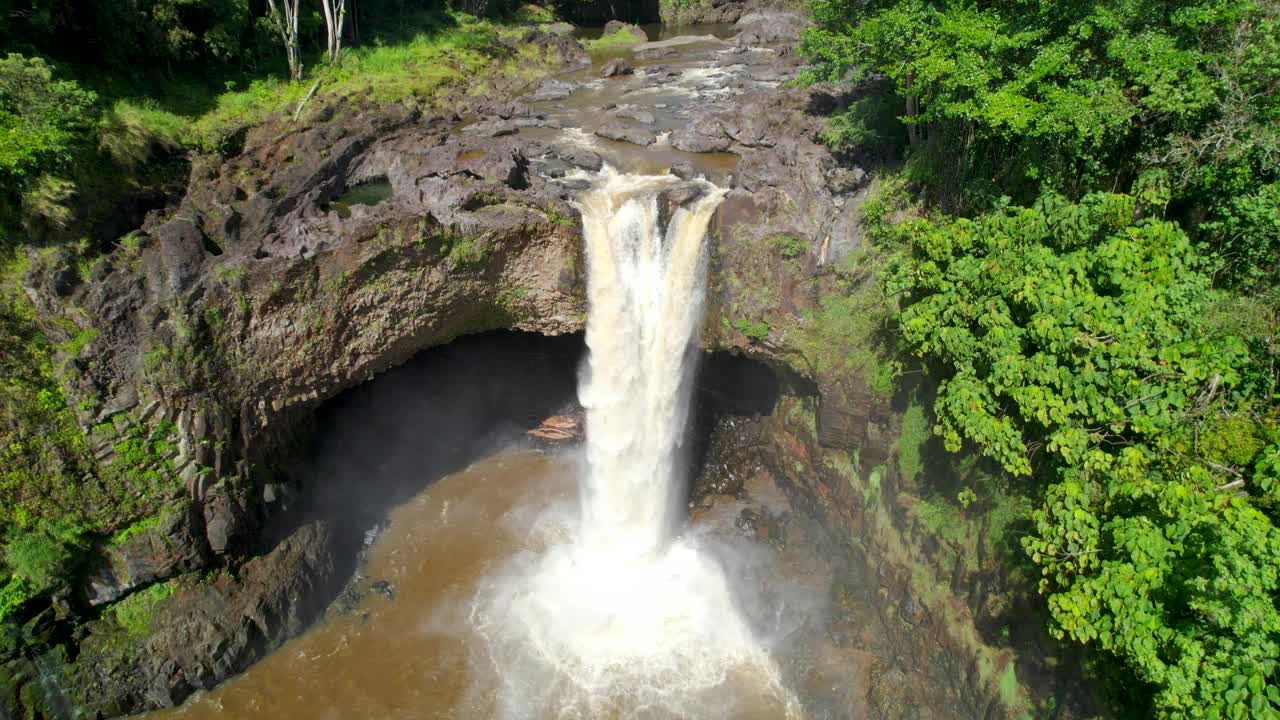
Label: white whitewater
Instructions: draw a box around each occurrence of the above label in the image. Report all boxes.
[470,170,797,719]
[576,171,713,556]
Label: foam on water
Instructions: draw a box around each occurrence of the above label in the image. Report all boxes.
[469,169,797,718]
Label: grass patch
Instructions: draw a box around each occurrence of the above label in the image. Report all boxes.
[793,273,895,396]
[545,206,576,227]
[785,397,818,437]
[897,398,928,483]
[0,576,28,623]
[732,318,771,342]
[60,327,99,362]
[109,512,164,546]
[769,234,808,259]
[912,495,970,548]
[3,518,90,594]
[445,236,491,269]
[585,26,648,50]
[98,99,185,169]
[97,9,561,156]
[111,579,179,639]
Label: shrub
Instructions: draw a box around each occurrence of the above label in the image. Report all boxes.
[0,577,29,623]
[4,518,89,593]
[0,54,96,181]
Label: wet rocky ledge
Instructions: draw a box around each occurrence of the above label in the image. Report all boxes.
[5,8,1063,720]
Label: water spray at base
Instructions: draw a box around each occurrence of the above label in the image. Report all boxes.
[468,170,798,718]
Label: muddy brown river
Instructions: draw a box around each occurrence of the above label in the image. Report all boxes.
[149,449,795,719]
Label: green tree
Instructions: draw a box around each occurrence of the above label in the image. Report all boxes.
[803,0,1279,286]
[885,188,1280,717]
[0,54,96,181]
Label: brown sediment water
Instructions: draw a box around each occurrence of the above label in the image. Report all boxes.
[147,449,793,719]
[149,449,564,719]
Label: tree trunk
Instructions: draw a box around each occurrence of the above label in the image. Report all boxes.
[266,0,302,81]
[349,0,359,46]
[321,0,347,64]
[904,74,921,147]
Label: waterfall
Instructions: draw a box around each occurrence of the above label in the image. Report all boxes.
[576,171,719,557]
[469,169,797,719]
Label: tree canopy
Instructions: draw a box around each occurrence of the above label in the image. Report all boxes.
[809,0,1280,712]
[883,172,1280,720]
[804,0,1279,288]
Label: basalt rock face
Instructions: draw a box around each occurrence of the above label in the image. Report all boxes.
[71,522,338,715]
[83,506,212,607]
[71,106,590,500]
[17,59,598,720]
[658,0,751,25]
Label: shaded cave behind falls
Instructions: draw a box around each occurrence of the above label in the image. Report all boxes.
[271,330,787,581]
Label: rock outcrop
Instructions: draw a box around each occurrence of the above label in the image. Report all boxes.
[72,522,339,715]
[83,507,212,607]
[659,0,751,25]
[600,57,635,77]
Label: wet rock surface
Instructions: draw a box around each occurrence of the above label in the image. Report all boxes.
[595,121,658,145]
[691,414,977,720]
[600,57,635,77]
[71,522,339,715]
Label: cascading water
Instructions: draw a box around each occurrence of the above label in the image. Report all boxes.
[576,171,716,556]
[469,170,798,719]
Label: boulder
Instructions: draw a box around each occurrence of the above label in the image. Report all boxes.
[154,216,210,297]
[671,115,732,153]
[600,58,635,77]
[520,27,591,67]
[657,183,707,228]
[602,20,648,42]
[546,144,604,172]
[735,11,808,46]
[594,122,657,146]
[660,0,747,24]
[462,118,520,137]
[637,46,677,60]
[539,21,575,37]
[531,78,577,101]
[614,105,655,124]
[670,161,699,180]
[83,504,212,607]
[202,481,253,556]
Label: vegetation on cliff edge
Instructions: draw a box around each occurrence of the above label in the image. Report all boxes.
[806,0,1280,715]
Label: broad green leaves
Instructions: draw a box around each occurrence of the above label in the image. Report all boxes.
[887,190,1280,717]
[1042,462,1280,719]
[887,191,1240,477]
[0,54,95,180]
[804,0,1279,287]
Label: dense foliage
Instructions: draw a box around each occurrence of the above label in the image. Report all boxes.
[0,0,575,249]
[807,0,1280,714]
[885,189,1280,717]
[804,0,1279,289]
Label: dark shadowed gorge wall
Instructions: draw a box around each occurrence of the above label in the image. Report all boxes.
[557,0,661,24]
